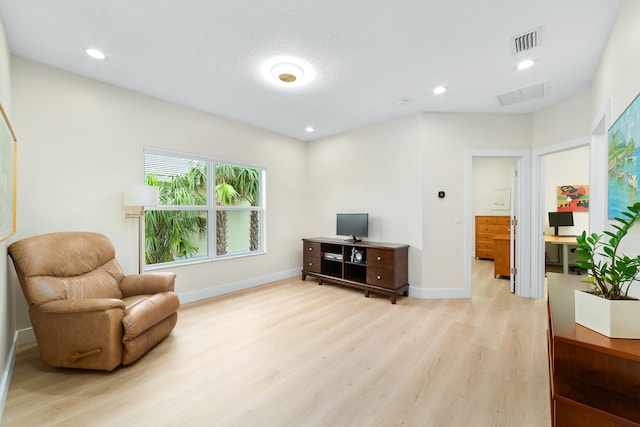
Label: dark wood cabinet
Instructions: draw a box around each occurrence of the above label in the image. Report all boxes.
[301,238,409,304]
[547,273,640,426]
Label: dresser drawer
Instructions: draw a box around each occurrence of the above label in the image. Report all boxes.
[496,216,511,225]
[476,224,509,235]
[367,267,394,289]
[476,216,498,225]
[476,249,494,259]
[476,240,494,251]
[367,248,394,269]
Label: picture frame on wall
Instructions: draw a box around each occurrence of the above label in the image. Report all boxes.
[556,184,589,212]
[0,103,17,242]
[490,188,510,211]
[608,91,640,219]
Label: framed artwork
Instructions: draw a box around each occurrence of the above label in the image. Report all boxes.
[490,188,510,211]
[0,103,17,242]
[557,185,589,212]
[608,92,640,219]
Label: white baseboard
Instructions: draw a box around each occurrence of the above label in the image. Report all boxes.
[0,331,18,423]
[178,268,301,304]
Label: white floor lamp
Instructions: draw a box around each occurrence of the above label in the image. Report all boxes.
[123,185,159,273]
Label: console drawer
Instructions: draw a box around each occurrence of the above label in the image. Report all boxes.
[303,255,321,273]
[367,267,394,289]
[367,248,394,269]
[303,241,321,255]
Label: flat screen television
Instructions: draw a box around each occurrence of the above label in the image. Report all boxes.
[548,211,574,236]
[337,213,368,243]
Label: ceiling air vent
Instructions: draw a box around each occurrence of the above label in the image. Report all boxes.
[497,81,548,107]
[511,27,541,54]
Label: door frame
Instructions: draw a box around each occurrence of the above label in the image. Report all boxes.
[530,100,610,299]
[464,150,531,297]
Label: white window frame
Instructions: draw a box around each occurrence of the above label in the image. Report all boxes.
[144,146,266,268]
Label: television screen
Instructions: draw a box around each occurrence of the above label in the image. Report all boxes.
[337,213,368,242]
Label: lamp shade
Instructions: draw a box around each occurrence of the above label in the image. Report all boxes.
[123,185,159,207]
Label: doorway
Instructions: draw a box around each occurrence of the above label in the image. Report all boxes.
[530,101,609,298]
[464,150,531,298]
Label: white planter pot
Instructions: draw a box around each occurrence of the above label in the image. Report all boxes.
[574,289,640,339]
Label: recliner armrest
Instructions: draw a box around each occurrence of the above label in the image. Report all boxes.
[38,298,126,313]
[120,272,176,297]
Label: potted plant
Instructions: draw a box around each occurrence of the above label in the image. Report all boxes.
[574,202,640,338]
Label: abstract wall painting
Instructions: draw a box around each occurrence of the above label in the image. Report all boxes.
[557,185,589,212]
[608,92,640,219]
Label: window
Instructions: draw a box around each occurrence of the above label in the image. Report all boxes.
[144,148,265,267]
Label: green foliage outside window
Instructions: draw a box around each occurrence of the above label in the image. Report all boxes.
[144,155,261,265]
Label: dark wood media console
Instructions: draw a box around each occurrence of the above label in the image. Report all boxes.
[301,237,409,304]
[547,273,640,426]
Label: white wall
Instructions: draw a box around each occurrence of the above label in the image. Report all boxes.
[307,112,532,296]
[532,89,593,149]
[9,57,308,328]
[0,12,13,416]
[543,147,590,264]
[592,0,640,257]
[472,157,513,216]
[420,113,531,295]
[544,147,590,237]
[305,114,424,290]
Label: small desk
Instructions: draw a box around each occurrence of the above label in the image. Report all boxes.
[493,234,514,278]
[544,235,578,274]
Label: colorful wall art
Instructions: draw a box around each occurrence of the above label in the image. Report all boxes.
[557,185,589,212]
[608,92,640,218]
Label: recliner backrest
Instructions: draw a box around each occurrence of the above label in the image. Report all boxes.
[9,232,125,306]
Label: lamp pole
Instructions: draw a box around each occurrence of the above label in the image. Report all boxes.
[123,185,159,274]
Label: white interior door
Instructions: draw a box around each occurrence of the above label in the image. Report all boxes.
[509,163,519,293]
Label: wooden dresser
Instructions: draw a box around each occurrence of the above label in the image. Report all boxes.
[475,215,510,260]
[547,273,640,426]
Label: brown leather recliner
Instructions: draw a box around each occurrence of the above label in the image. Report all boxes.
[8,231,180,371]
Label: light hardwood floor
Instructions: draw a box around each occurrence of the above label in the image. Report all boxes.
[2,259,550,427]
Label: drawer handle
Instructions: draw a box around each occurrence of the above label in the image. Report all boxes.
[377,275,382,280]
[377,256,381,261]
[308,247,313,251]
[308,262,313,266]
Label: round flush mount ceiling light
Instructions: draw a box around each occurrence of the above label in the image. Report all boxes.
[305,126,315,133]
[272,63,304,83]
[85,48,106,60]
[516,59,535,70]
[433,86,447,95]
[260,56,315,88]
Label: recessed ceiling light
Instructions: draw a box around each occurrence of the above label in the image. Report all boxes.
[260,56,315,88]
[516,59,535,70]
[85,48,106,60]
[397,98,409,105]
[305,126,314,133]
[433,86,447,95]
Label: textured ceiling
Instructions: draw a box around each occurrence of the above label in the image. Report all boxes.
[0,0,621,141]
